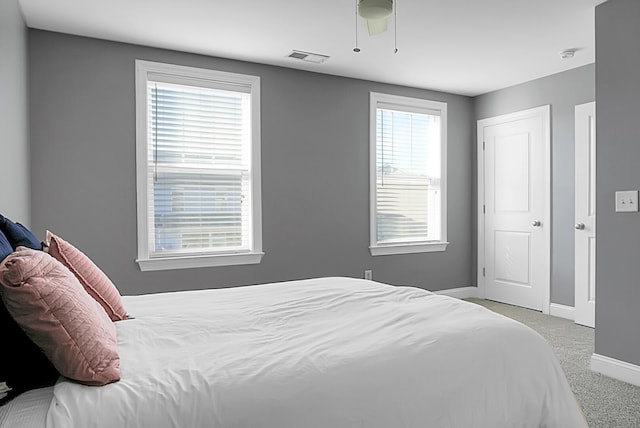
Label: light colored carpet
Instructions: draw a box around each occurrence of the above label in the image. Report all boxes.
[466,298,640,428]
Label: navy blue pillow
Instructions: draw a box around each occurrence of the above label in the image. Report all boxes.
[0,215,41,250]
[0,300,59,404]
[0,231,12,261]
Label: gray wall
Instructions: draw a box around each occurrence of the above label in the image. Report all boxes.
[474,65,595,307]
[594,0,640,366]
[0,0,30,224]
[28,30,474,296]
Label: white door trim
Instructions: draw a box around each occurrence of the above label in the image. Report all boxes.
[477,105,551,314]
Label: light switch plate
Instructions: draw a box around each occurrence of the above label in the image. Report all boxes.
[615,190,639,212]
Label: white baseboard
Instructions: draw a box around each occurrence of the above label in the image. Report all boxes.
[591,353,640,387]
[549,303,575,321]
[433,286,478,300]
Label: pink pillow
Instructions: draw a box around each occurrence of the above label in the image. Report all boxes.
[0,247,120,386]
[45,231,128,322]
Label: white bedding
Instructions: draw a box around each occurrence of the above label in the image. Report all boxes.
[46,277,587,428]
[0,386,53,428]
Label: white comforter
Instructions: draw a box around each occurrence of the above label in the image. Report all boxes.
[46,277,587,428]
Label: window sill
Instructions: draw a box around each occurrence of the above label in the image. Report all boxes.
[369,242,449,256]
[137,251,264,271]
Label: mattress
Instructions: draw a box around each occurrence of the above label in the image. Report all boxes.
[31,277,585,427]
[0,386,53,428]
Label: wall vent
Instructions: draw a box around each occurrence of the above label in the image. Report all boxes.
[287,50,329,64]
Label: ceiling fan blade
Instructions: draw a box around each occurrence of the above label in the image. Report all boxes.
[366,17,388,36]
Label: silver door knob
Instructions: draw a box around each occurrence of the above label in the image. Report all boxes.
[575,223,585,230]
[532,221,542,227]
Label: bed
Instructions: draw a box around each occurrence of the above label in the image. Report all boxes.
[2,277,587,428]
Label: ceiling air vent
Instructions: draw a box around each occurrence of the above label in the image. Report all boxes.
[287,50,329,64]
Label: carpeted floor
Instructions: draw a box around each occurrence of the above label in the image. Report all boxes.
[466,298,640,428]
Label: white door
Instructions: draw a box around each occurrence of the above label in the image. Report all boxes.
[574,102,596,328]
[478,106,550,312]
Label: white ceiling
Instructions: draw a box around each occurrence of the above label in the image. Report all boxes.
[19,0,606,96]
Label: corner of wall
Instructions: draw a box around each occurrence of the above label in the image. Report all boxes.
[0,0,30,224]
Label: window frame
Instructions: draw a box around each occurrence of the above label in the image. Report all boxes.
[369,92,448,256]
[135,60,263,271]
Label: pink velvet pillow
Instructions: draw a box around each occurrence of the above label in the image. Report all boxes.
[45,231,128,322]
[0,247,120,386]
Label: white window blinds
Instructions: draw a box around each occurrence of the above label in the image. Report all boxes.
[136,61,262,270]
[147,80,252,257]
[370,93,447,255]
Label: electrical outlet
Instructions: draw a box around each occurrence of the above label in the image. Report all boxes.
[615,190,639,212]
[364,270,372,280]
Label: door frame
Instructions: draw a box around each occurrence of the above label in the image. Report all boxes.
[476,105,551,314]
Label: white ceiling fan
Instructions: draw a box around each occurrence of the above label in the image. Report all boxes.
[358,0,394,36]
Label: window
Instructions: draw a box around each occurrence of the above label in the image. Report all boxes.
[135,60,262,271]
[369,92,448,256]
